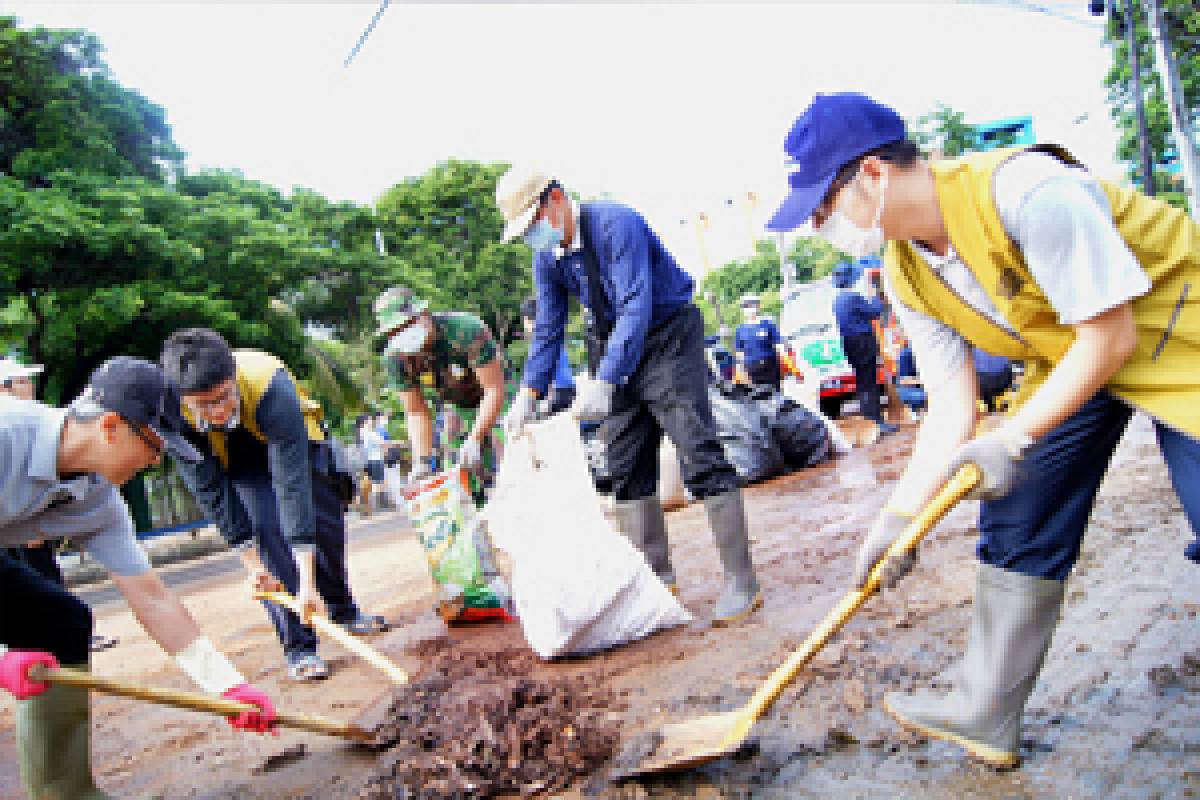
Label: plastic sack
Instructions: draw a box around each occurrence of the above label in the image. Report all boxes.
[781,376,852,455]
[708,382,785,485]
[482,414,692,659]
[755,391,831,469]
[403,469,514,624]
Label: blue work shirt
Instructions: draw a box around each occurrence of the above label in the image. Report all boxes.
[735,319,781,365]
[552,344,576,390]
[523,201,694,392]
[833,290,884,338]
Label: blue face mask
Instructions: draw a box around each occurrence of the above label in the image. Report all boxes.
[523,218,564,252]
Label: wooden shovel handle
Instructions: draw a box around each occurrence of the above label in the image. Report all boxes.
[30,665,371,741]
[256,591,409,686]
[744,463,982,720]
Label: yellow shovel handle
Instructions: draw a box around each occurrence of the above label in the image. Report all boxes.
[257,591,409,686]
[744,463,982,719]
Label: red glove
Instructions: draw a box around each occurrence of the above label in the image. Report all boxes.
[222,683,277,734]
[0,650,59,699]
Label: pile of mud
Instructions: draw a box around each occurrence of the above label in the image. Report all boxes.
[357,643,619,798]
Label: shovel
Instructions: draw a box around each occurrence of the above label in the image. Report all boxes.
[29,664,371,741]
[619,462,981,777]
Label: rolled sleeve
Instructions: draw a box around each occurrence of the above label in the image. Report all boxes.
[597,215,653,385]
[522,251,570,395]
[73,489,151,577]
[256,370,317,551]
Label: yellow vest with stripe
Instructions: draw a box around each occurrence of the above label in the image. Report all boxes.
[885,145,1199,439]
[183,350,325,468]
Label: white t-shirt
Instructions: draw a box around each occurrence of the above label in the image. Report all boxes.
[886,151,1152,392]
[361,427,385,463]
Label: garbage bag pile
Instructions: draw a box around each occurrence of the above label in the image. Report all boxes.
[708,381,831,486]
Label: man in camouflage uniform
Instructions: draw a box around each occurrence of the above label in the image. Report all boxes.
[374,288,507,485]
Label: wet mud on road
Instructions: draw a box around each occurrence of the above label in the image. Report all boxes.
[1,414,1196,798]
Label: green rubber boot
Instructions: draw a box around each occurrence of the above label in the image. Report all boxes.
[884,564,1065,768]
[17,664,113,799]
[705,490,762,625]
[611,496,678,593]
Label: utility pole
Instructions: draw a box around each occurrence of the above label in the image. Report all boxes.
[1148,0,1200,219]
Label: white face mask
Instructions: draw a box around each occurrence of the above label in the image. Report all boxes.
[387,319,431,355]
[816,173,887,260]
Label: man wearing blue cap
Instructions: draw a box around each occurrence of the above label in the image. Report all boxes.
[768,92,1200,767]
[496,166,762,625]
[830,262,897,434]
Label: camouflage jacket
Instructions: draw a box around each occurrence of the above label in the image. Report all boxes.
[386,312,499,409]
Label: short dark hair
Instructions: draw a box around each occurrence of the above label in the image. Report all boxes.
[820,138,923,210]
[520,297,537,321]
[161,328,236,393]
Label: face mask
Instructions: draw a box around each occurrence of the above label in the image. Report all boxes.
[817,173,887,260]
[523,218,564,252]
[387,320,431,355]
[193,407,240,433]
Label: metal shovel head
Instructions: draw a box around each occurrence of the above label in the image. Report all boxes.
[617,708,756,778]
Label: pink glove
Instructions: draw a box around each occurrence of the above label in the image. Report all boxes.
[222,683,277,734]
[0,650,59,699]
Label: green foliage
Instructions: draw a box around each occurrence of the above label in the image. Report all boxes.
[1102,0,1198,211]
[909,104,981,158]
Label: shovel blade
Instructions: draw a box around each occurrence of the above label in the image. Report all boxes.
[616,709,755,778]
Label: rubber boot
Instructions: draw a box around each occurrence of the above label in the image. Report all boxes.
[704,490,762,625]
[17,664,113,800]
[611,496,677,593]
[883,563,1065,768]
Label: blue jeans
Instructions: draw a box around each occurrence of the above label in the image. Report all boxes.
[978,391,1200,580]
[233,443,361,662]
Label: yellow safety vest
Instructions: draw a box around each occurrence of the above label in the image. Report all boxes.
[885,144,1199,439]
[181,349,325,468]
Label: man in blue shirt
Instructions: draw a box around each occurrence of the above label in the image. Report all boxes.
[832,262,898,434]
[496,167,762,625]
[973,348,1015,412]
[521,297,576,415]
[734,294,784,389]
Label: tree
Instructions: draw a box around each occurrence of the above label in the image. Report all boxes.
[909,104,981,158]
[1102,0,1199,211]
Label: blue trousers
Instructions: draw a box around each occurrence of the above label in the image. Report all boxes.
[233,443,360,662]
[978,391,1200,580]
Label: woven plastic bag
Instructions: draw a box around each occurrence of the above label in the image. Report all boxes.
[403,469,513,624]
[482,414,692,659]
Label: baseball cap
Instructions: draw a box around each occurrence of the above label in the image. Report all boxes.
[78,357,201,463]
[739,293,761,307]
[0,357,43,384]
[374,287,428,337]
[496,166,554,242]
[767,93,907,232]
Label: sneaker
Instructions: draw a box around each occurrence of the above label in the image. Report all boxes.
[287,653,331,681]
[341,614,389,636]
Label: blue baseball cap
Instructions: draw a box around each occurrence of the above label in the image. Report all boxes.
[767,93,907,232]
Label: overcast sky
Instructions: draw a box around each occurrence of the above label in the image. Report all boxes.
[10,2,1120,274]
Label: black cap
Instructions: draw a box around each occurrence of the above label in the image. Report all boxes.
[80,357,202,463]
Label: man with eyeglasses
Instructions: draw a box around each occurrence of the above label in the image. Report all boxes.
[161,329,385,683]
[1,356,278,799]
[767,91,1199,768]
[495,167,763,626]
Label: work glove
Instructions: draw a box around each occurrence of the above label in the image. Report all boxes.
[503,389,538,440]
[942,426,1034,501]
[457,437,482,471]
[570,378,615,422]
[407,455,436,485]
[0,649,59,699]
[222,683,278,734]
[851,510,917,590]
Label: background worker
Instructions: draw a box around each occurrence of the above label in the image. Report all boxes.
[894,342,926,416]
[521,297,576,415]
[161,329,385,683]
[1,357,277,799]
[767,91,1200,768]
[973,347,1015,413]
[496,167,762,625]
[355,413,385,516]
[733,293,786,390]
[831,262,898,434]
[373,287,507,487]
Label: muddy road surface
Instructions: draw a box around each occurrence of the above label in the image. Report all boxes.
[1,414,1195,799]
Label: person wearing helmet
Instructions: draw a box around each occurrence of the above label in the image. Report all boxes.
[767,92,1200,768]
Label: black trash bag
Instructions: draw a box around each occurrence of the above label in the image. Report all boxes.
[708,382,785,486]
[756,391,831,469]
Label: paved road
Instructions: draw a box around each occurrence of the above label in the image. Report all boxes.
[78,511,412,609]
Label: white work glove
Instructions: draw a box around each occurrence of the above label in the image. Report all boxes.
[503,389,538,439]
[457,437,482,471]
[942,425,1034,501]
[851,510,916,589]
[570,378,615,422]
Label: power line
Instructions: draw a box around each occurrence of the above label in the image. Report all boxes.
[344,0,391,68]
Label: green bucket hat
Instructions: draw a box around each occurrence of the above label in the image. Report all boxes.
[374,287,428,337]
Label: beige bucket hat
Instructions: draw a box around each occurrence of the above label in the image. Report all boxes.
[496,166,555,243]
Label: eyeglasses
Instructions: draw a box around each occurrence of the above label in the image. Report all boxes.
[123,416,163,456]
